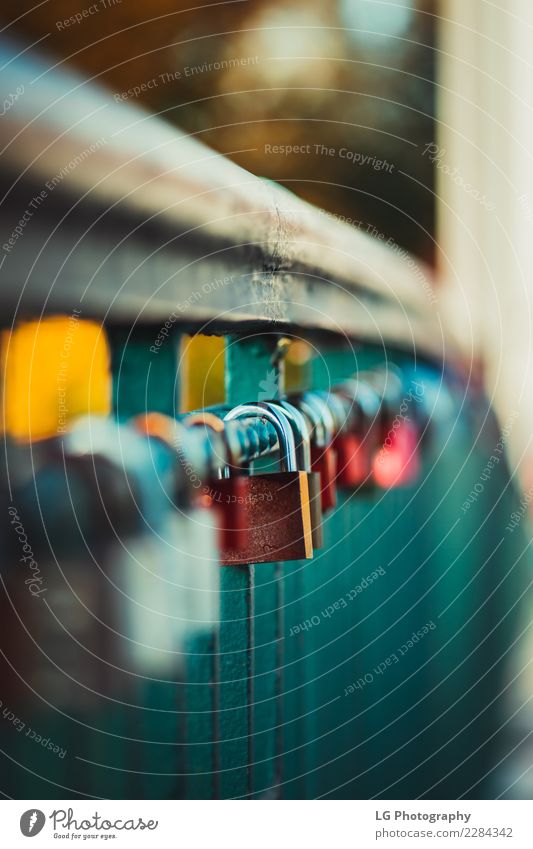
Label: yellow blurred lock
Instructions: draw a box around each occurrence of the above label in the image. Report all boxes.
[1,315,111,442]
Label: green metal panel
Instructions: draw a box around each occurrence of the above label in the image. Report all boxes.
[105,323,187,800]
[109,325,180,420]
[183,631,217,799]
[275,348,532,798]
[217,564,252,798]
[250,561,281,797]
[2,331,529,801]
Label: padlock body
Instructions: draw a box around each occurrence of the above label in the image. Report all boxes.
[219,471,313,565]
[311,444,337,512]
[335,433,373,490]
[373,419,420,488]
[308,470,324,549]
[198,476,250,551]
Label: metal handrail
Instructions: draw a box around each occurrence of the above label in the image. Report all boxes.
[0,37,443,357]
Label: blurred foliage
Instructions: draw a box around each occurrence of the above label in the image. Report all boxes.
[1,0,436,259]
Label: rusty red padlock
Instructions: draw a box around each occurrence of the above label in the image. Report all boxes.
[296,392,338,513]
[270,400,323,549]
[328,384,381,491]
[220,403,314,565]
[336,432,370,488]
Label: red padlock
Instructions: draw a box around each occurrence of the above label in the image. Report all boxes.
[297,392,338,512]
[183,412,250,553]
[134,411,250,551]
[328,386,380,491]
[356,366,422,489]
[312,443,338,511]
[373,416,421,488]
[220,403,314,565]
[336,432,372,489]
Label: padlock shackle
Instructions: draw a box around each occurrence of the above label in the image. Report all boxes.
[300,392,335,446]
[295,397,326,447]
[224,403,298,472]
[267,401,311,471]
[354,367,403,416]
[182,411,234,478]
[339,378,382,427]
[316,390,350,435]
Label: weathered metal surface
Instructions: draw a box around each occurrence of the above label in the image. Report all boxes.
[0,39,444,357]
[219,471,313,566]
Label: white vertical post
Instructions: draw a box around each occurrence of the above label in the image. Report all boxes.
[437,0,533,489]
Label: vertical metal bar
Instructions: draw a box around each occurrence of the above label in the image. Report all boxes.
[280,353,313,799]
[296,347,371,798]
[250,561,281,797]
[217,563,252,798]
[109,324,180,420]
[219,335,282,799]
[280,559,309,799]
[107,323,182,798]
[251,339,285,799]
[280,348,354,798]
[183,631,217,799]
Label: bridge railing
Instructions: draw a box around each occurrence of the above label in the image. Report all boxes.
[0,37,527,801]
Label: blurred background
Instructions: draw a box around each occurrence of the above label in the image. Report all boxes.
[0,0,436,259]
[1,0,531,502]
[0,0,437,434]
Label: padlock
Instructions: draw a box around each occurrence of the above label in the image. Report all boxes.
[372,416,421,487]
[268,401,323,549]
[296,392,338,512]
[183,411,250,553]
[369,370,421,488]
[220,403,314,565]
[69,415,221,798]
[112,502,220,668]
[356,366,421,488]
[331,381,381,490]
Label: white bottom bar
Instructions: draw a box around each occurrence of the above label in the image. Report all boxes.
[1,799,531,847]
